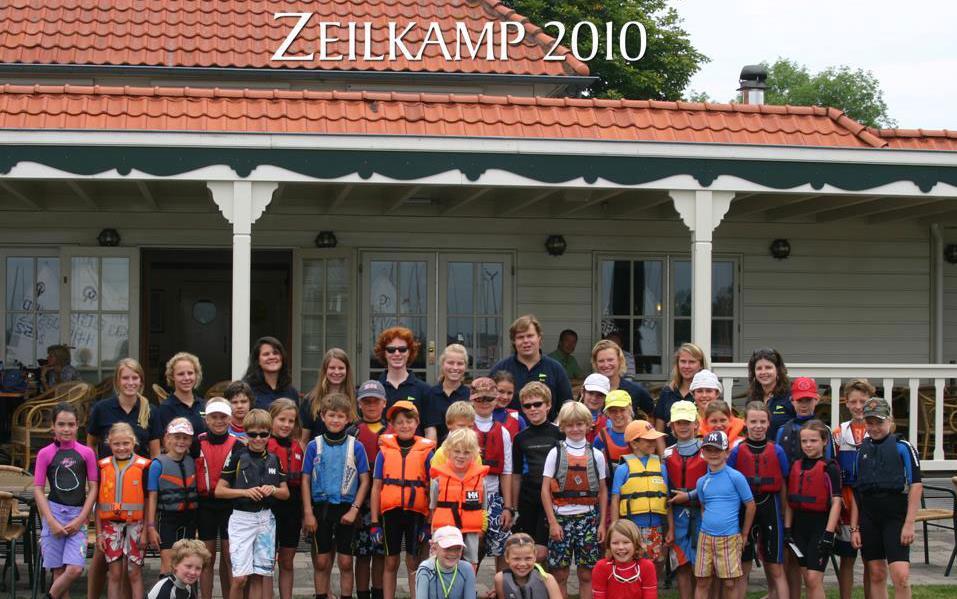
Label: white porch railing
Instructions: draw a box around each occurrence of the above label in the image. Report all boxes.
[711,364,957,472]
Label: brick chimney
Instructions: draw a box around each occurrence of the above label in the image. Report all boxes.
[738,64,767,105]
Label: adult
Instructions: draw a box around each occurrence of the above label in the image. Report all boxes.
[374,325,431,417]
[604,331,637,379]
[547,329,585,381]
[424,344,470,444]
[40,343,79,390]
[747,347,794,440]
[155,351,207,452]
[590,339,654,421]
[654,343,707,446]
[300,347,356,443]
[243,336,299,410]
[489,314,573,421]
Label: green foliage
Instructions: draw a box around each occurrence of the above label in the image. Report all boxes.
[502,0,708,100]
[764,58,895,128]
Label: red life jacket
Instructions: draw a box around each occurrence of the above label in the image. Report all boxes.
[598,424,631,467]
[267,436,304,489]
[473,422,506,475]
[196,433,238,497]
[356,421,390,466]
[734,442,785,494]
[587,414,608,443]
[787,459,833,513]
[664,448,707,492]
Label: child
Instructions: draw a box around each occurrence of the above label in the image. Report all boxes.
[702,400,745,447]
[431,401,478,468]
[216,408,290,599]
[414,526,477,599]
[541,401,608,599]
[147,538,211,599]
[353,380,390,599]
[195,398,238,599]
[302,392,371,599]
[784,420,842,599]
[580,373,610,443]
[511,382,564,562]
[663,401,706,599]
[688,370,722,434]
[851,397,922,599]
[611,420,670,579]
[34,403,99,599]
[495,533,561,599]
[268,398,306,599]
[594,390,634,468]
[146,418,199,574]
[96,422,152,599]
[430,428,490,568]
[225,380,253,439]
[833,379,874,599]
[470,377,515,571]
[727,401,790,599]
[370,400,436,599]
[592,519,658,599]
[492,371,524,439]
[684,431,755,599]
[775,377,836,463]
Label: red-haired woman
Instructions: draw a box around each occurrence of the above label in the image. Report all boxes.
[374,326,431,418]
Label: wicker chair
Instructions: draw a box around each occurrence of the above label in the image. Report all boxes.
[9,382,92,469]
[0,491,26,595]
[204,380,232,400]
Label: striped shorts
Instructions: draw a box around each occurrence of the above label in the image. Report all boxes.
[694,532,743,579]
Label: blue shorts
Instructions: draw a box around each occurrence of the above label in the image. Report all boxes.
[670,503,702,569]
[40,501,87,569]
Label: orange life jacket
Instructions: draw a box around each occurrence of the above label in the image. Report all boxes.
[430,460,489,533]
[378,435,435,516]
[97,455,151,522]
[598,424,631,467]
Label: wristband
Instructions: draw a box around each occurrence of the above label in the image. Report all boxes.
[351,504,360,510]
[147,522,156,528]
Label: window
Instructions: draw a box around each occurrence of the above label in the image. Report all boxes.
[299,257,350,393]
[69,256,132,381]
[3,256,60,367]
[598,256,737,376]
[445,261,506,374]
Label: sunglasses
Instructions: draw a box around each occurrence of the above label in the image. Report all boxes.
[246,431,270,439]
[522,401,545,410]
[471,395,496,403]
[385,346,409,354]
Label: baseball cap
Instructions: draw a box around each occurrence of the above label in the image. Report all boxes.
[357,380,387,401]
[862,397,891,420]
[166,419,194,436]
[583,373,611,395]
[624,419,666,443]
[791,377,818,401]
[689,370,721,392]
[432,525,465,548]
[669,400,698,423]
[469,377,498,399]
[701,430,729,451]
[386,400,419,420]
[205,402,231,417]
[603,389,632,412]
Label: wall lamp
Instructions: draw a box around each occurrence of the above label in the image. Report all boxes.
[545,234,567,256]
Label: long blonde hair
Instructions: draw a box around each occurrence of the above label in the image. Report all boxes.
[669,343,707,390]
[306,348,356,422]
[113,358,151,431]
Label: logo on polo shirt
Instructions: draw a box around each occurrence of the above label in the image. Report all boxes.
[268,468,277,475]
[538,373,548,382]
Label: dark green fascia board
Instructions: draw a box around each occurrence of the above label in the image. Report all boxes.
[0,145,952,193]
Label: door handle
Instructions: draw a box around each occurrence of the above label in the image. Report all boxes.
[428,340,436,365]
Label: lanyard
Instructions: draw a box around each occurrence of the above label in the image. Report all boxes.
[437,564,458,598]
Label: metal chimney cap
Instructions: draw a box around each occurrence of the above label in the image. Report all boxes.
[739,64,768,89]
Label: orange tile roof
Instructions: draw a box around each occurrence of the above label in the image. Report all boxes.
[873,128,957,151]
[0,0,588,77]
[0,85,918,149]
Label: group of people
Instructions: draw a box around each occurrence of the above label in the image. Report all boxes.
[31,316,923,599]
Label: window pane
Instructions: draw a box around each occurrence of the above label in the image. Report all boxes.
[35,312,60,363]
[36,258,60,311]
[673,318,691,349]
[713,262,734,318]
[398,316,427,370]
[447,262,473,315]
[476,317,502,371]
[100,314,129,367]
[633,318,662,374]
[71,257,99,311]
[302,261,324,314]
[599,317,631,348]
[301,370,319,395]
[326,315,348,353]
[101,258,129,311]
[6,257,33,312]
[600,260,631,316]
[446,316,473,349]
[674,260,691,317]
[5,313,35,365]
[633,261,663,316]
[478,263,503,315]
[326,259,348,314]
[70,313,98,367]
[301,315,324,370]
[398,262,427,315]
[370,261,396,315]
[712,320,734,363]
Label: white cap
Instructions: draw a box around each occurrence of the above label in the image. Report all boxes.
[166,418,194,436]
[689,369,721,392]
[205,402,232,417]
[432,525,465,548]
[582,373,610,395]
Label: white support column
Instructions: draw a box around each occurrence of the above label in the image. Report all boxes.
[669,190,735,364]
[208,181,279,379]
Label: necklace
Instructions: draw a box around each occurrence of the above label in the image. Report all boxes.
[437,563,458,598]
[611,561,640,584]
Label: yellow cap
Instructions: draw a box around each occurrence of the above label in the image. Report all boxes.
[603,389,632,412]
[669,400,698,423]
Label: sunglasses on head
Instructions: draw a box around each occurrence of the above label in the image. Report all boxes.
[385,346,409,354]
[522,401,545,410]
[246,431,270,439]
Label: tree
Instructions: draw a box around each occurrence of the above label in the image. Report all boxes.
[764,59,895,128]
[502,0,708,100]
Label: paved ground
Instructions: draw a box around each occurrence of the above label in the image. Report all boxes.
[16,479,956,597]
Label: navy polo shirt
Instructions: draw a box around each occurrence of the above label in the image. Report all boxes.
[155,393,206,457]
[425,383,471,445]
[767,392,795,440]
[86,394,160,459]
[618,378,655,420]
[379,370,431,414]
[248,382,300,411]
[490,353,573,421]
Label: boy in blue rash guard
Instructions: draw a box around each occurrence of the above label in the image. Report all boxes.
[775,377,836,463]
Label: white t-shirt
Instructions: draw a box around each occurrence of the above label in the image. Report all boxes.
[475,415,512,496]
[542,437,607,516]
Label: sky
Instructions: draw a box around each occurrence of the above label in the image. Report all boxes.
[668,0,956,129]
